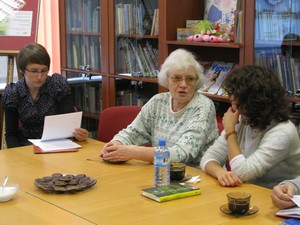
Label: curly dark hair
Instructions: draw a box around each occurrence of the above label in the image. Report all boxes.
[222,65,290,130]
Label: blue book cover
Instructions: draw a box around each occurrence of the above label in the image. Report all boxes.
[281,218,300,225]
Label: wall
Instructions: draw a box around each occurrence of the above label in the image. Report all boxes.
[37,0,60,74]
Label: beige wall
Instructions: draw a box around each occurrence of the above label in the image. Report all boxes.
[37,0,60,75]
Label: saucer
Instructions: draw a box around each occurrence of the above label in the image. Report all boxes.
[171,174,192,182]
[220,204,259,216]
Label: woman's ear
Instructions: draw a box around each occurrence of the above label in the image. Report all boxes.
[19,69,24,75]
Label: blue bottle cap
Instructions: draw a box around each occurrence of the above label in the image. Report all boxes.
[158,139,166,146]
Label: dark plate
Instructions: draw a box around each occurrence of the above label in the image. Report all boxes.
[220,204,259,216]
[34,173,97,193]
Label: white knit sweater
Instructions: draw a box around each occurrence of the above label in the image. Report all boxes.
[200,116,300,189]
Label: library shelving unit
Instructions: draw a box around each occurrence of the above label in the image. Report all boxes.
[59,0,300,137]
[59,0,109,138]
[108,0,160,107]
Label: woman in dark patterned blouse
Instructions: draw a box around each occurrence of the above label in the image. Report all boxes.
[2,43,88,148]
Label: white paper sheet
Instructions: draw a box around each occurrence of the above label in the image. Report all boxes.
[291,195,300,207]
[29,138,81,151]
[28,112,83,152]
[41,111,83,141]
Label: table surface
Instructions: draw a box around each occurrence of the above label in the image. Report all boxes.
[0,139,283,225]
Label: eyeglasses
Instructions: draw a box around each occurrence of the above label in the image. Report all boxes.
[169,75,198,84]
[25,68,49,76]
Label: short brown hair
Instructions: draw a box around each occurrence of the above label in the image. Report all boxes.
[17,43,50,73]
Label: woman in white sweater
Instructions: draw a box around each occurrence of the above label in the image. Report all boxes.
[200,65,300,189]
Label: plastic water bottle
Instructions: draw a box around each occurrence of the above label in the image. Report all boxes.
[154,139,170,187]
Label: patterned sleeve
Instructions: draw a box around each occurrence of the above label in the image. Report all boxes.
[2,83,18,111]
[48,73,71,102]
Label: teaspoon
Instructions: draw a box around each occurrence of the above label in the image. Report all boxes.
[1,176,8,191]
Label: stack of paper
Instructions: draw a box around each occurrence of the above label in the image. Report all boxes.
[29,112,83,153]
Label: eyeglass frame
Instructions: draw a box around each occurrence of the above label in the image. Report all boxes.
[169,75,198,85]
[25,68,49,76]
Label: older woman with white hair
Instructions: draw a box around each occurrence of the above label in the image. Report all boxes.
[100,48,218,167]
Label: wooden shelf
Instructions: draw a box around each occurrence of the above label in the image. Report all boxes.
[166,40,242,49]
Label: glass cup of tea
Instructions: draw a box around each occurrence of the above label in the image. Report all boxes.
[227,192,251,215]
[170,162,186,181]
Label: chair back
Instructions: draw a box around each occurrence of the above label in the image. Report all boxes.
[97,106,142,142]
[216,116,224,134]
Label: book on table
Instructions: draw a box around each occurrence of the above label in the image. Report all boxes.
[280,218,300,225]
[29,111,83,153]
[141,183,201,202]
[276,207,300,219]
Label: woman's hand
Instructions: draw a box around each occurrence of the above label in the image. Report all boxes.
[204,161,243,187]
[217,170,243,187]
[271,183,296,209]
[100,141,122,159]
[73,128,88,142]
[222,107,240,133]
[100,141,154,163]
[101,142,133,162]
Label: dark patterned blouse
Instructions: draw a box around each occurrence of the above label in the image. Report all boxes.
[2,74,74,148]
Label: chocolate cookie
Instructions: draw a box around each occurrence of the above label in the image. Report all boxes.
[34,173,97,193]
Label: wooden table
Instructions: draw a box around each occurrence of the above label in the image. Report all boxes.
[0,139,283,225]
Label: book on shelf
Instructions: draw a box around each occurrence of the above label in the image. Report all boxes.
[255,47,298,95]
[186,19,201,33]
[203,0,237,41]
[141,183,201,203]
[276,207,300,219]
[199,61,235,95]
[29,112,83,153]
[258,49,300,96]
[150,8,159,36]
[234,10,243,44]
[199,61,213,74]
[177,28,192,41]
[117,37,158,77]
[115,2,156,35]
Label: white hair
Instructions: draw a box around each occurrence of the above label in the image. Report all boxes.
[158,48,204,89]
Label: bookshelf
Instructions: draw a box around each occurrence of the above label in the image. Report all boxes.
[59,0,107,138]
[59,0,300,137]
[108,0,161,106]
